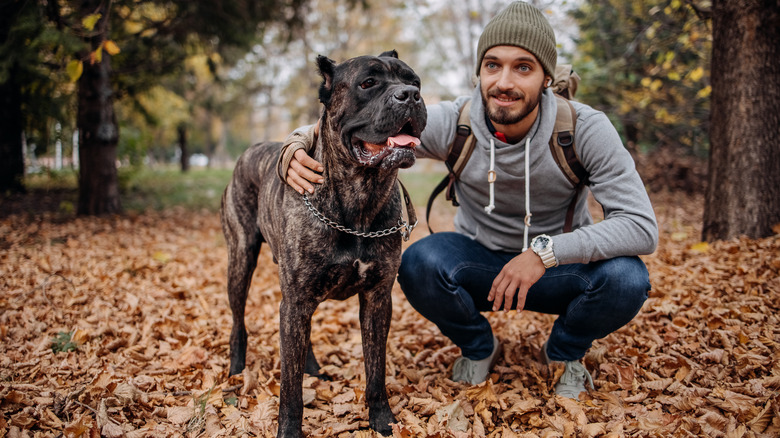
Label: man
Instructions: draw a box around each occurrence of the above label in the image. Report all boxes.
[281,1,657,399]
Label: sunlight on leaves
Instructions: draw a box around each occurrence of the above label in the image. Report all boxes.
[82,13,102,31]
[66,60,83,82]
[103,40,121,55]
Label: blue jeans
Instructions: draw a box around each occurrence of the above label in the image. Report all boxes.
[397,232,650,362]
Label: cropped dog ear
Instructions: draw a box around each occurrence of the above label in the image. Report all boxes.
[378,50,398,59]
[317,55,336,104]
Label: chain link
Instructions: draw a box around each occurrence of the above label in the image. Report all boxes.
[302,193,416,239]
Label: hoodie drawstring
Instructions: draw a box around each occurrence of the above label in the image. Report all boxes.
[484,137,532,250]
[523,137,532,251]
[484,138,496,214]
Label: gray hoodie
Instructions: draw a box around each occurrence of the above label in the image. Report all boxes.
[417,85,658,265]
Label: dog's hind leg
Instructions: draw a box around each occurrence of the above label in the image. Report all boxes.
[221,182,262,376]
[305,341,322,377]
[359,286,395,435]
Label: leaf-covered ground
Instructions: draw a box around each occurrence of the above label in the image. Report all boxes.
[1,189,779,437]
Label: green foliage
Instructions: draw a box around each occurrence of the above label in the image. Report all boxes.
[120,168,234,212]
[51,331,78,353]
[570,0,711,154]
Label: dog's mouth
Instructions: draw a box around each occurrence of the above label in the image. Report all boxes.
[352,122,420,166]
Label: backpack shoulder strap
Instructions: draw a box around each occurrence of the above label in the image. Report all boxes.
[549,95,587,187]
[426,100,475,233]
[549,95,589,232]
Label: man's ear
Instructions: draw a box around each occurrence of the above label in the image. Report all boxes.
[317,55,336,104]
[378,49,399,59]
[545,77,553,87]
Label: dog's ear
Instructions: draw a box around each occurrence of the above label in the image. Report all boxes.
[378,50,399,59]
[317,55,336,104]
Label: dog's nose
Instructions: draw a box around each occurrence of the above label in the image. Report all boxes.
[393,85,421,104]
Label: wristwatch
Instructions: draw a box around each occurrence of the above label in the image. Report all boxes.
[530,234,558,268]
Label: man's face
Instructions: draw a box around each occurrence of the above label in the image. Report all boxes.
[479,45,547,127]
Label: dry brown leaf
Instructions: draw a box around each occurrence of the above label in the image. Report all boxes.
[435,400,469,432]
[167,406,193,425]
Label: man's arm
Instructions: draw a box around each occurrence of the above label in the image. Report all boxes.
[278,124,324,194]
[552,105,658,264]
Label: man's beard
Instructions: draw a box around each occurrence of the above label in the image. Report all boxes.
[481,85,545,126]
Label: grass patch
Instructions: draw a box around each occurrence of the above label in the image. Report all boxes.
[122,167,233,212]
[51,331,78,353]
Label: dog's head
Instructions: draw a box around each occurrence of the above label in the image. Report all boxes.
[317,50,427,170]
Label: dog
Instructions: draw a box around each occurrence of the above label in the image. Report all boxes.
[220,50,426,437]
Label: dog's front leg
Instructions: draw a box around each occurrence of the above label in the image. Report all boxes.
[278,296,316,438]
[358,286,395,435]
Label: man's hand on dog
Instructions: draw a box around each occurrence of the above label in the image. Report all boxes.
[288,148,324,194]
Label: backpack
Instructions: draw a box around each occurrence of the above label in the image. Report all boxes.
[425,64,589,234]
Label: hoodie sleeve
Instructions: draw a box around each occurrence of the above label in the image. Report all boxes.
[551,106,658,264]
[415,97,471,160]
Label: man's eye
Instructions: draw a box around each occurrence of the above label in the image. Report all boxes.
[361,79,376,89]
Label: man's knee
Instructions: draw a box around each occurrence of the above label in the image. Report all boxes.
[597,256,650,313]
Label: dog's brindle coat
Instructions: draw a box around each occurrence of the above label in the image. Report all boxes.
[221,51,426,437]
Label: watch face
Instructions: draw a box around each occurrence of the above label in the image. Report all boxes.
[533,236,550,250]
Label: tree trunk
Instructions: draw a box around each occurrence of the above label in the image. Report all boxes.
[0,1,26,194]
[178,124,189,172]
[703,0,780,241]
[0,65,25,193]
[76,3,121,215]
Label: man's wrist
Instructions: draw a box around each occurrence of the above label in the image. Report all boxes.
[530,234,558,269]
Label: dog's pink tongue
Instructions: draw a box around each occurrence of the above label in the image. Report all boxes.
[387,134,420,148]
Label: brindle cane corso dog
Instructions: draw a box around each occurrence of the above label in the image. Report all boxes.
[220,51,426,437]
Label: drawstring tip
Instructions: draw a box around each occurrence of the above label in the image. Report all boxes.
[484,204,495,214]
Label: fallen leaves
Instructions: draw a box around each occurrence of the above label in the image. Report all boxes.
[1,193,779,437]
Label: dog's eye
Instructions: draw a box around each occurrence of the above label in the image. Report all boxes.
[360,78,376,89]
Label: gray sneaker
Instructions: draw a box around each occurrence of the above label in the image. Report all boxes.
[452,336,501,384]
[542,341,594,399]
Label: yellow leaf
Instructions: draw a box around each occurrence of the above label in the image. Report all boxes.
[667,71,681,81]
[697,85,712,98]
[103,40,121,55]
[153,251,172,263]
[91,46,103,64]
[82,13,102,31]
[66,60,83,82]
[690,241,710,253]
[689,66,704,82]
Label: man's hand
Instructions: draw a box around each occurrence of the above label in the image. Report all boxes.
[287,148,324,194]
[488,249,546,311]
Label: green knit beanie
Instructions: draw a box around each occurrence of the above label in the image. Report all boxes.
[476,1,557,78]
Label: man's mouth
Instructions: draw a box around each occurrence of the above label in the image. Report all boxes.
[489,90,523,106]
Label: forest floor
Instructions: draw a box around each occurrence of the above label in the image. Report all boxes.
[1,155,779,437]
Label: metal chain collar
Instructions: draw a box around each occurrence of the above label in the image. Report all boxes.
[302,193,416,240]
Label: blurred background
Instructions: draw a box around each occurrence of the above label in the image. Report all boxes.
[2,0,734,230]
[0,0,710,173]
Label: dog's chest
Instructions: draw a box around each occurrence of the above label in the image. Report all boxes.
[285,237,400,301]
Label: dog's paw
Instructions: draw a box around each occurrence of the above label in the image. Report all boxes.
[369,409,395,436]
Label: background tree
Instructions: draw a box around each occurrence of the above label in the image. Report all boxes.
[703,0,780,240]
[0,1,80,193]
[0,0,28,193]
